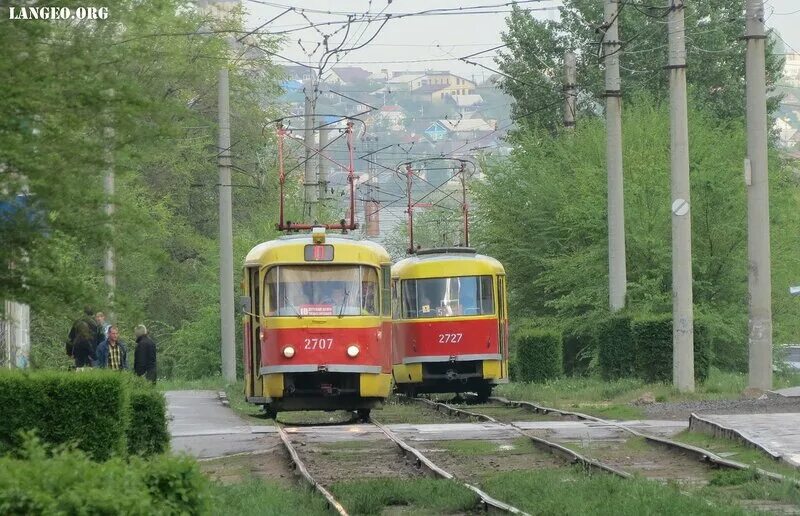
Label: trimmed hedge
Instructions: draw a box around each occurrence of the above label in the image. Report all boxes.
[0,371,128,461]
[514,328,563,382]
[632,314,712,383]
[597,314,635,380]
[127,383,169,457]
[562,331,596,377]
[0,371,169,460]
[0,436,208,515]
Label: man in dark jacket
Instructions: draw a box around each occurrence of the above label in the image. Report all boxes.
[69,321,95,368]
[67,306,98,354]
[133,324,157,383]
[95,326,128,370]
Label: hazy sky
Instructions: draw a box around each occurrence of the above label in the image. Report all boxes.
[242,0,800,79]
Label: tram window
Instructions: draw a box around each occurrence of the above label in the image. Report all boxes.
[391,279,400,319]
[265,267,278,315]
[401,275,494,318]
[265,265,379,317]
[479,276,494,314]
[380,265,391,316]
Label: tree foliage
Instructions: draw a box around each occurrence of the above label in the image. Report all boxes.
[1,1,297,377]
[496,0,784,129]
[472,100,800,360]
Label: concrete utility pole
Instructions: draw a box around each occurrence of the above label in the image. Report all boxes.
[103,89,116,318]
[564,51,577,130]
[667,0,695,393]
[745,0,773,390]
[603,0,627,311]
[218,67,236,382]
[318,123,329,216]
[303,77,317,219]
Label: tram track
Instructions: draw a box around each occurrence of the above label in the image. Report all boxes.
[275,414,528,515]
[401,394,800,489]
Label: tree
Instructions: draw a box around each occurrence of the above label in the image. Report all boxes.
[1,1,294,377]
[495,0,784,129]
[472,99,800,368]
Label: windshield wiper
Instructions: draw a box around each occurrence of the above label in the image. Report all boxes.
[338,289,351,318]
[283,292,302,318]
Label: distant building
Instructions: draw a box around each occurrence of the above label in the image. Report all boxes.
[446,94,484,115]
[282,65,315,82]
[387,74,427,92]
[327,67,371,85]
[784,53,800,86]
[377,105,407,131]
[423,118,495,141]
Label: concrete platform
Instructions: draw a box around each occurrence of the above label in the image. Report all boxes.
[167,390,251,437]
[166,391,688,456]
[690,413,800,467]
[772,386,800,398]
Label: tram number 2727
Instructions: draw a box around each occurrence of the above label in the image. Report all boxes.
[304,338,334,350]
[438,333,463,344]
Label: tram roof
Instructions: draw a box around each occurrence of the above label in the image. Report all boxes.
[392,248,505,279]
[244,233,390,267]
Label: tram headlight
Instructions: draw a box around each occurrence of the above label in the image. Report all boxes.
[282,346,295,358]
[346,345,360,358]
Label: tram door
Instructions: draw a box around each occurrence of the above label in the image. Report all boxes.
[247,267,261,397]
[496,274,508,378]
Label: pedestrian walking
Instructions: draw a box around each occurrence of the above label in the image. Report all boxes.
[133,324,157,383]
[95,326,128,370]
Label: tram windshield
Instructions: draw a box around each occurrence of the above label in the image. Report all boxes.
[265,265,378,317]
[402,276,493,318]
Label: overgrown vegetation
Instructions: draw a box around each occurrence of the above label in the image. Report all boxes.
[1,1,294,380]
[210,479,329,516]
[0,436,208,515]
[496,368,800,418]
[330,477,478,515]
[474,102,800,376]
[481,467,746,515]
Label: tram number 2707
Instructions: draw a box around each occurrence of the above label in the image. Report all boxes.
[438,333,463,344]
[304,338,334,350]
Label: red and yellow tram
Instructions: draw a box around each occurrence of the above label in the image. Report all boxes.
[391,248,509,400]
[242,228,393,418]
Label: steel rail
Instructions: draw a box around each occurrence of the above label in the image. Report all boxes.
[276,424,350,516]
[489,396,800,488]
[398,395,631,479]
[369,416,530,515]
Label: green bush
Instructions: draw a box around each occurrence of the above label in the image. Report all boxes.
[632,314,712,383]
[514,329,563,382]
[0,436,208,515]
[0,371,128,461]
[597,314,635,380]
[562,331,596,376]
[126,377,169,456]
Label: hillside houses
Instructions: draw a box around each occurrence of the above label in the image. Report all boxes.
[277,65,512,245]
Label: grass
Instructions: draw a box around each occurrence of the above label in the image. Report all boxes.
[495,368,800,419]
[702,469,800,507]
[674,430,800,481]
[210,478,330,516]
[157,376,227,391]
[330,477,478,515]
[436,437,539,456]
[375,398,472,424]
[480,467,747,515]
